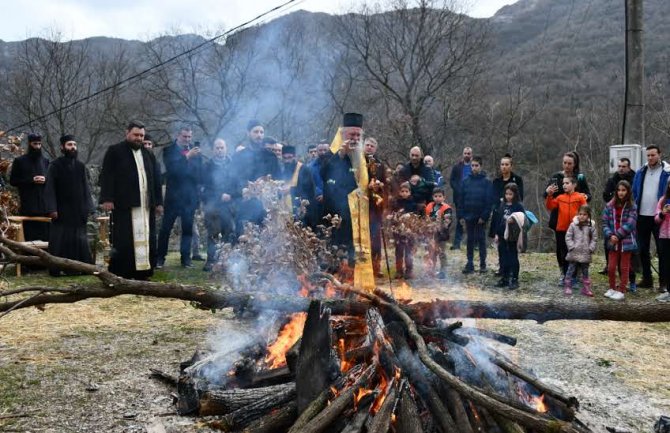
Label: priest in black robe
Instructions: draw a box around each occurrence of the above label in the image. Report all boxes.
[9,133,50,241]
[44,135,94,275]
[100,122,164,280]
[320,113,364,264]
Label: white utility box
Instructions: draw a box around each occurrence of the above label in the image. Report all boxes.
[609,144,644,173]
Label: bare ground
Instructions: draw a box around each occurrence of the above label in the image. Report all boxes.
[0,250,668,433]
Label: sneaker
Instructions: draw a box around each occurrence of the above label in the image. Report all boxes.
[494,269,502,277]
[629,282,637,294]
[479,267,488,274]
[450,245,460,250]
[598,268,608,275]
[437,271,446,280]
[181,262,194,269]
[604,289,615,298]
[558,276,565,287]
[155,260,165,269]
[202,263,213,272]
[656,291,670,302]
[508,278,519,290]
[495,278,508,288]
[610,290,625,300]
[462,267,474,275]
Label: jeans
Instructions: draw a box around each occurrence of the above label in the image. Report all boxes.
[157,204,196,264]
[465,220,487,269]
[566,262,590,281]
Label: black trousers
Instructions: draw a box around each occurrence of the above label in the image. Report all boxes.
[555,231,568,276]
[636,215,660,281]
[498,240,519,279]
[465,220,487,269]
[204,204,235,264]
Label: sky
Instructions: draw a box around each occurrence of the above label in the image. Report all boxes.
[0,0,518,42]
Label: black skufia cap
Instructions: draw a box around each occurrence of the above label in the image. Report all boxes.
[27,133,42,143]
[60,134,75,145]
[343,113,363,128]
[282,145,296,155]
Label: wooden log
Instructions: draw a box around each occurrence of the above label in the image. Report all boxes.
[286,338,301,373]
[491,413,527,433]
[249,366,294,388]
[340,400,374,433]
[418,324,470,346]
[367,382,398,433]
[395,385,424,433]
[199,382,295,415]
[206,383,296,430]
[455,327,518,346]
[149,368,178,387]
[479,406,504,433]
[239,399,298,433]
[298,362,377,433]
[287,371,352,433]
[296,300,340,414]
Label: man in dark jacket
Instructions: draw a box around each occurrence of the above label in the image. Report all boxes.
[459,156,492,274]
[449,147,473,249]
[399,146,434,205]
[100,121,164,280]
[156,126,203,268]
[9,133,50,241]
[44,135,95,275]
[202,138,236,271]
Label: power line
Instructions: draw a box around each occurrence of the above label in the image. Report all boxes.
[5,0,300,134]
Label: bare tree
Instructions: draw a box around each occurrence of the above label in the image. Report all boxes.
[5,32,134,163]
[333,0,489,156]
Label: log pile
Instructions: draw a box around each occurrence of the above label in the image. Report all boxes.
[162,276,592,433]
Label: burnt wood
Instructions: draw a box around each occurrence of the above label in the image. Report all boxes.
[239,399,298,433]
[199,382,295,416]
[396,385,424,433]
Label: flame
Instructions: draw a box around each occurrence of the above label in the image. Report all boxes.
[264,312,307,369]
[533,394,548,413]
[394,366,402,381]
[297,274,311,297]
[395,281,413,300]
[338,338,354,372]
[354,387,374,410]
[371,372,389,414]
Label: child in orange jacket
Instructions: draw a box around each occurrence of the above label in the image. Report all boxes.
[545,176,588,285]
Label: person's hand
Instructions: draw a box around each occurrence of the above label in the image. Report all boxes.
[155,205,164,217]
[33,175,46,184]
[221,193,231,202]
[546,184,558,195]
[316,195,323,203]
[507,217,514,224]
[663,204,670,214]
[101,201,114,212]
[477,218,485,225]
[186,147,200,159]
[610,235,618,244]
[49,211,58,220]
[494,234,499,242]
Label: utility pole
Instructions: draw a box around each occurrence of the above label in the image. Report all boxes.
[622,0,644,145]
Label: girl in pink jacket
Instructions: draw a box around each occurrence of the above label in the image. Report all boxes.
[655,182,670,302]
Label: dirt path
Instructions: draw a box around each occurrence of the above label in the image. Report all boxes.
[0,252,668,432]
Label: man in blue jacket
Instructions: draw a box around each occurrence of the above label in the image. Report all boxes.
[632,145,670,289]
[459,156,493,274]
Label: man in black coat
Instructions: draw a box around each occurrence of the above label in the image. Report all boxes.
[9,133,50,241]
[100,122,164,280]
[449,146,473,249]
[202,138,236,271]
[44,135,95,275]
[156,126,203,268]
[399,146,435,205]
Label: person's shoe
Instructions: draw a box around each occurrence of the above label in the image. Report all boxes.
[558,275,565,287]
[495,278,508,288]
[494,269,502,277]
[479,267,488,274]
[374,271,385,278]
[155,260,165,269]
[637,278,653,289]
[598,267,608,275]
[508,278,519,290]
[191,255,205,262]
[450,244,460,250]
[202,263,213,272]
[656,291,670,302]
[404,271,414,280]
[181,261,194,269]
[629,282,637,294]
[462,266,474,275]
[437,271,446,280]
[395,272,404,280]
[564,286,572,295]
[581,278,594,297]
[604,289,615,298]
[610,290,625,300]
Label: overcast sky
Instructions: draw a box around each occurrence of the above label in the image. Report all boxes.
[0,0,517,42]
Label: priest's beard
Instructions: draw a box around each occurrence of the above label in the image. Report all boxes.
[62,148,78,159]
[27,146,42,159]
[348,137,365,179]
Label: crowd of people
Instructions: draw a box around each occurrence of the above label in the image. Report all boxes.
[7,115,670,302]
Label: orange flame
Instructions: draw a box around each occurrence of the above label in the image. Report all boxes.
[297,274,311,297]
[395,281,413,300]
[264,312,307,369]
[338,338,354,372]
[354,387,374,410]
[533,394,548,413]
[371,372,389,414]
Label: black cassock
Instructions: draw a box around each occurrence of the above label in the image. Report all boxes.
[9,152,50,241]
[44,155,94,274]
[321,153,358,262]
[99,142,163,280]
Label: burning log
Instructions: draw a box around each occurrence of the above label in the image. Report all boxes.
[238,400,298,433]
[366,379,398,433]
[198,382,295,416]
[455,326,518,346]
[395,384,424,433]
[249,366,294,388]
